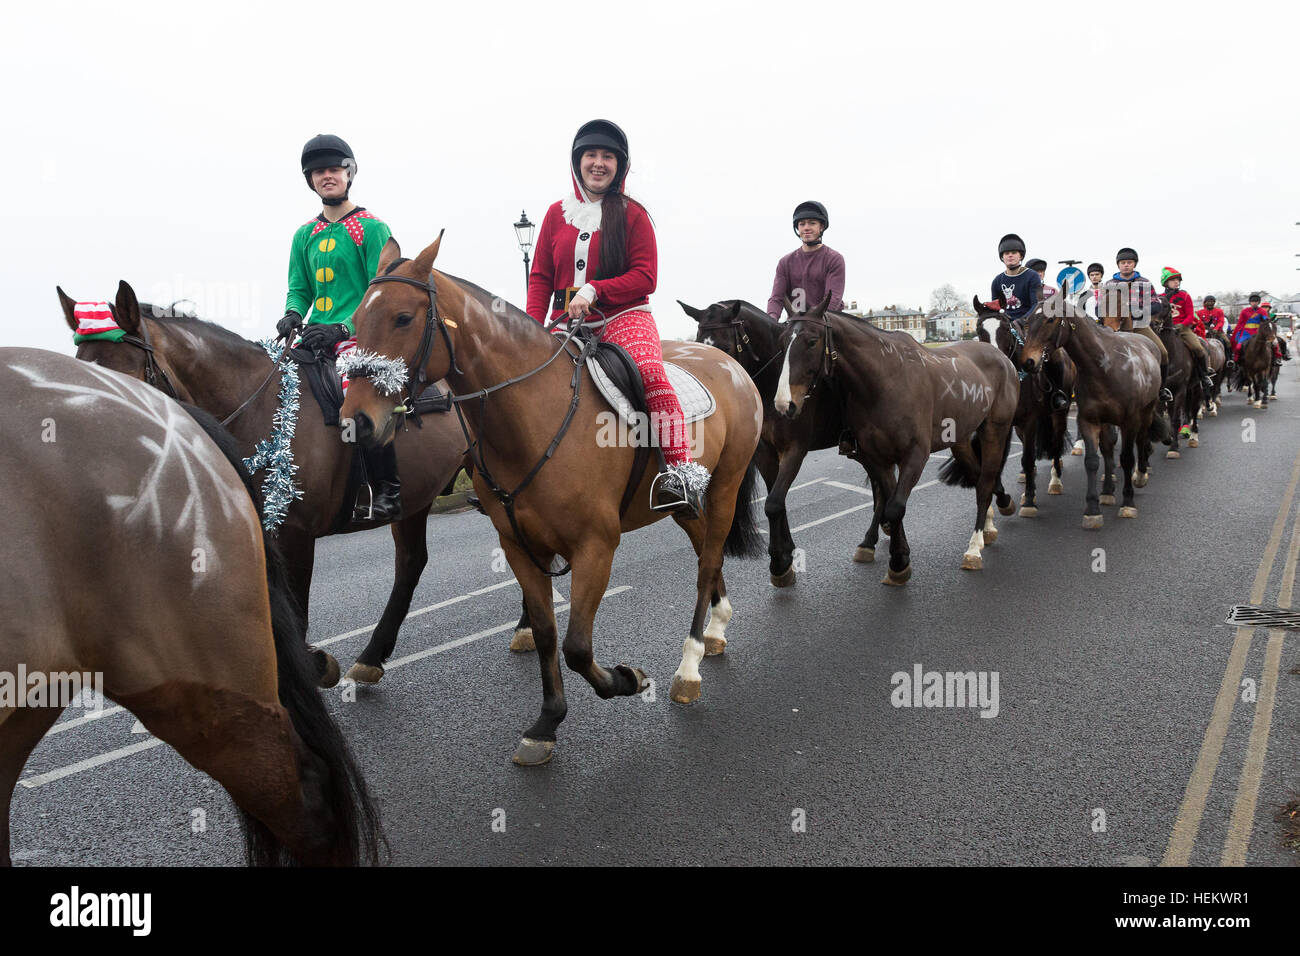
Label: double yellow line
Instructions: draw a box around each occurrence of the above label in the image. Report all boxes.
[1161,444,1300,866]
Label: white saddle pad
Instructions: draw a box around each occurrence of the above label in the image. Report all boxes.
[588,361,716,424]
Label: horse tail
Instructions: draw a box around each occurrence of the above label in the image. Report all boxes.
[1035,409,1068,461]
[724,459,766,558]
[178,403,384,866]
[937,434,981,488]
[1147,406,1172,446]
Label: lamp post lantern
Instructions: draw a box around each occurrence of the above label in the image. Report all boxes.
[514,210,535,291]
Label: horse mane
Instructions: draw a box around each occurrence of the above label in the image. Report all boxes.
[136,303,266,352]
[438,272,554,340]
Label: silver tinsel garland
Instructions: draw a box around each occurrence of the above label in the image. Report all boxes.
[242,339,303,533]
[336,348,410,397]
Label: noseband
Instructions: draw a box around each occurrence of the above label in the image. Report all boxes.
[696,315,751,357]
[364,269,461,425]
[788,311,838,396]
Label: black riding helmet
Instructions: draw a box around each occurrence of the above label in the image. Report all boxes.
[1204,295,1216,306]
[571,119,629,193]
[793,200,829,236]
[1025,258,1047,272]
[301,133,357,192]
[1116,247,1139,264]
[998,234,1026,259]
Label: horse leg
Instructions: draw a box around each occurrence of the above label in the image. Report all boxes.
[670,483,739,703]
[962,429,1005,570]
[1020,420,1039,516]
[856,467,886,562]
[881,450,926,585]
[1079,420,1103,529]
[1167,388,1183,459]
[495,539,565,766]
[763,442,808,587]
[278,528,339,687]
[674,516,733,656]
[560,538,647,703]
[347,505,432,683]
[0,707,62,866]
[1118,427,1139,518]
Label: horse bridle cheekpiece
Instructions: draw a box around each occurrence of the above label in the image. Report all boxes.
[697,314,751,359]
[363,269,460,425]
[122,321,179,400]
[791,310,838,394]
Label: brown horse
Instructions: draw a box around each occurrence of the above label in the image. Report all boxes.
[775,294,1018,577]
[0,348,380,865]
[682,298,879,583]
[339,235,765,766]
[974,300,1078,517]
[1240,319,1278,408]
[58,280,466,686]
[1019,294,1169,527]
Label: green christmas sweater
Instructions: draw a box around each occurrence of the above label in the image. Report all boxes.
[285,207,393,334]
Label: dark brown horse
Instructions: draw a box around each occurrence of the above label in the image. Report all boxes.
[974,299,1077,517]
[0,348,380,865]
[776,294,1018,577]
[1240,318,1278,408]
[682,298,879,583]
[1154,301,1195,459]
[1019,294,1169,527]
[58,280,466,686]
[339,234,765,765]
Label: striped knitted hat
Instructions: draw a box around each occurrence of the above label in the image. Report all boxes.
[72,302,127,344]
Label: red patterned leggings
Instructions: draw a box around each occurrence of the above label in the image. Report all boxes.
[599,310,692,465]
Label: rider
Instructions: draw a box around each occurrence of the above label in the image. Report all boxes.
[525,119,710,518]
[1160,267,1216,395]
[1026,259,1058,298]
[1230,293,1280,364]
[275,133,402,522]
[1079,262,1106,323]
[1196,295,1234,370]
[991,234,1068,410]
[766,201,845,319]
[1100,247,1173,405]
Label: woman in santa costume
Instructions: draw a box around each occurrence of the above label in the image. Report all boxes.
[526,119,709,518]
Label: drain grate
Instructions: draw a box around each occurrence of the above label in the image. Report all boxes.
[1226,605,1300,628]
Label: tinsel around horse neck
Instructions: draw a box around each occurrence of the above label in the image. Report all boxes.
[242,339,303,532]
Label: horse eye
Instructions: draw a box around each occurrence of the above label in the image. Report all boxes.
[394,312,414,328]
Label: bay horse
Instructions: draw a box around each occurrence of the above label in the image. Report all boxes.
[58,279,466,686]
[0,348,380,865]
[974,300,1077,517]
[339,234,765,766]
[1154,300,1194,459]
[1019,294,1169,527]
[1239,318,1278,409]
[682,298,879,582]
[1200,336,1226,421]
[775,293,1018,577]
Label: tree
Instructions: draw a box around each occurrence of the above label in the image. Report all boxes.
[930,283,961,314]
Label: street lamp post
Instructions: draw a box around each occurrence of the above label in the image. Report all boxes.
[514,210,535,292]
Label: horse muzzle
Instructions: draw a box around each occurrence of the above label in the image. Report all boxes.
[349,409,395,448]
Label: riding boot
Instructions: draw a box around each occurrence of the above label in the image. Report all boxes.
[1158,363,1173,406]
[1196,355,1215,394]
[650,461,711,519]
[1045,355,1069,410]
[354,442,402,523]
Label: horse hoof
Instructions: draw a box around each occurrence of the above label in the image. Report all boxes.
[770,565,797,587]
[882,564,912,586]
[670,675,701,704]
[1188,438,1199,448]
[853,546,875,563]
[344,662,384,684]
[1082,514,1103,529]
[1166,450,1180,459]
[1253,401,1263,409]
[616,664,651,694]
[1071,441,1084,456]
[703,636,727,656]
[961,552,983,571]
[1017,472,1026,484]
[509,628,536,653]
[998,498,1016,516]
[1209,408,1217,417]
[983,528,998,544]
[511,737,555,767]
[1099,494,1116,506]
[1133,473,1149,488]
[317,652,341,689]
[1048,481,1063,495]
[1018,506,1038,518]
[1119,506,1137,519]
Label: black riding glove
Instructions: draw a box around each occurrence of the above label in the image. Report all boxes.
[276,310,303,340]
[299,322,351,353]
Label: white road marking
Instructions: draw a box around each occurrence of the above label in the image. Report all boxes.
[824,480,872,496]
[21,740,165,789]
[789,480,938,534]
[315,577,520,647]
[47,705,127,735]
[750,477,826,503]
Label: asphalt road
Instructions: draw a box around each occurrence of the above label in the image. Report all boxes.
[10,372,1300,866]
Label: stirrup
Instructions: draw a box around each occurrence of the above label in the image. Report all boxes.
[1051,390,1069,410]
[650,462,710,518]
[1159,387,1173,404]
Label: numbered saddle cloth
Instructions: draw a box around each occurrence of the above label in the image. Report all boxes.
[588,358,716,425]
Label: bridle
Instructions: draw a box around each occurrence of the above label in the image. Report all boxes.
[117,321,179,400]
[361,269,599,577]
[697,311,788,380]
[787,310,838,398]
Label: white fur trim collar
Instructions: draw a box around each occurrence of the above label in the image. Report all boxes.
[562,193,603,232]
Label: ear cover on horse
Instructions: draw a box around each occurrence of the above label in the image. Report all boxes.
[56,286,79,332]
[113,280,141,335]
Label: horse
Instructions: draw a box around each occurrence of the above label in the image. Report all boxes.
[1153,300,1194,459]
[1239,318,1278,409]
[338,234,765,766]
[0,348,381,865]
[58,280,466,686]
[682,298,880,582]
[1200,336,1226,421]
[974,300,1077,517]
[1018,294,1169,527]
[775,293,1018,577]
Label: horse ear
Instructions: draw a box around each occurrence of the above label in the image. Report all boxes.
[411,229,445,275]
[56,286,78,332]
[677,300,706,323]
[377,237,402,277]
[726,301,743,320]
[782,295,796,318]
[113,280,141,335]
[815,291,832,315]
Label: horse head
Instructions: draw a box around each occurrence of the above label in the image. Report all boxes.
[1018,292,1081,375]
[774,290,834,419]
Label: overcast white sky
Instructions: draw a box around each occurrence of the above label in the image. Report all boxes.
[8,0,1298,353]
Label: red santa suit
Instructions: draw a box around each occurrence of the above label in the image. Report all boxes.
[526,172,691,466]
